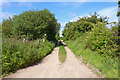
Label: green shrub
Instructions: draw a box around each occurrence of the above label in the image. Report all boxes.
[2,9,60,41]
[65,33,118,78]
[2,38,55,76]
[62,12,107,41]
[86,22,119,57]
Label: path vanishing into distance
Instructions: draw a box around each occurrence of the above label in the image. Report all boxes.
[6,41,98,78]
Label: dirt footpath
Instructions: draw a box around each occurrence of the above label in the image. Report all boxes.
[6,42,98,78]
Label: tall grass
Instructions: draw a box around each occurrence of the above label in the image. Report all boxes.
[2,38,55,76]
[59,41,66,63]
[65,33,118,78]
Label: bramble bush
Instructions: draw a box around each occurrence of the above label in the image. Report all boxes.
[2,9,59,76]
[2,38,55,76]
[86,22,119,57]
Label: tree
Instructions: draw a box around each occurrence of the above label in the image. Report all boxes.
[2,17,13,38]
[62,12,106,40]
[2,9,60,41]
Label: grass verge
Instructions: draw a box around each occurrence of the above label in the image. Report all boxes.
[59,41,66,63]
[65,33,118,78]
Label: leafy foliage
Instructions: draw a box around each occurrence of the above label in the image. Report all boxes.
[86,22,119,57]
[2,9,59,76]
[2,9,60,41]
[62,12,119,78]
[65,33,118,78]
[2,38,55,76]
[62,12,119,57]
[2,17,13,38]
[62,12,108,40]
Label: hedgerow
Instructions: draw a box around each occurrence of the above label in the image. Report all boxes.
[86,22,119,57]
[62,12,119,78]
[2,38,55,76]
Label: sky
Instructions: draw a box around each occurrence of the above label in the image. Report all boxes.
[0,1,118,36]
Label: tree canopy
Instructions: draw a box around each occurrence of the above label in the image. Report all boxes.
[62,12,108,40]
[2,9,60,41]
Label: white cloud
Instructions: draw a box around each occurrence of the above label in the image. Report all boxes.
[61,22,66,28]
[70,16,81,22]
[59,29,63,37]
[97,6,118,22]
[59,22,67,37]
[0,12,14,22]
[0,2,14,22]
[0,2,13,22]
[69,14,92,22]
[60,6,118,36]
[1,2,32,22]
[66,6,118,27]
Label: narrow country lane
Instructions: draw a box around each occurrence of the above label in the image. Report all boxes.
[6,42,98,78]
[59,41,98,78]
